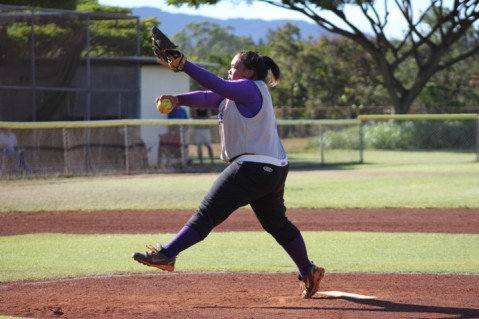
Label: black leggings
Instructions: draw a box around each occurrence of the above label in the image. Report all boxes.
[186,161,300,245]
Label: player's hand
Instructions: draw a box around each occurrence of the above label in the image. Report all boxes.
[155,95,178,114]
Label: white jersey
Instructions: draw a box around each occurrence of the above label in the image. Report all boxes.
[218,81,287,166]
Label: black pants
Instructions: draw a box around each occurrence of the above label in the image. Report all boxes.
[186,161,300,245]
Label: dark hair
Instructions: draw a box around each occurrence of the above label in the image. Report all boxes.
[237,51,281,87]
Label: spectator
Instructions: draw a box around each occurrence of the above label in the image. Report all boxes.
[168,105,188,120]
[0,128,17,155]
[162,106,190,167]
[0,128,31,173]
[193,108,214,166]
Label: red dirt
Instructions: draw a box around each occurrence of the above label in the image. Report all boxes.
[2,208,478,235]
[1,208,478,319]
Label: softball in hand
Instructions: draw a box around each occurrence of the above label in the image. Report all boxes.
[156,98,174,114]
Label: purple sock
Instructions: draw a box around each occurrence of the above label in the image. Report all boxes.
[281,234,312,278]
[162,226,203,258]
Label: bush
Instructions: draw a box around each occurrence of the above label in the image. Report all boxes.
[407,120,475,150]
[305,126,360,150]
[363,120,476,150]
[322,126,361,149]
[363,121,412,150]
[303,119,475,151]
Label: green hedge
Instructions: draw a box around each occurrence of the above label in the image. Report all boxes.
[322,120,476,150]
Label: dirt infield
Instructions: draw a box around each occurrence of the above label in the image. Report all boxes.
[1,208,479,319]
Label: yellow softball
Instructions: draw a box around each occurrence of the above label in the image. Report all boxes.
[156,98,173,114]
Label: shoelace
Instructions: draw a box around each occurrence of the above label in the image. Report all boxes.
[145,244,160,256]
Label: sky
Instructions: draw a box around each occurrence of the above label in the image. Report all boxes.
[99,0,311,21]
[97,0,452,39]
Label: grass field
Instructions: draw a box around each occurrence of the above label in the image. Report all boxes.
[1,150,478,284]
[1,150,478,212]
[1,232,478,282]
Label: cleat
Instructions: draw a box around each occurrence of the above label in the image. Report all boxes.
[132,243,176,272]
[299,263,325,299]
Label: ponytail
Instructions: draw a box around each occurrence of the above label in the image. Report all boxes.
[237,51,281,87]
[262,55,281,87]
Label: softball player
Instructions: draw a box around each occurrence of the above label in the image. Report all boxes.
[133,50,325,298]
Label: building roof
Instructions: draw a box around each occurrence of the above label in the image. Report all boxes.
[90,56,220,68]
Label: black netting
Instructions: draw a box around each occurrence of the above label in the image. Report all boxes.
[0,5,140,122]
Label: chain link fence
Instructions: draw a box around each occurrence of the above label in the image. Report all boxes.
[0,4,141,122]
[1,114,477,179]
[357,114,479,162]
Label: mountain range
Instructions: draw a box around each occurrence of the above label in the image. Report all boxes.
[132,7,330,43]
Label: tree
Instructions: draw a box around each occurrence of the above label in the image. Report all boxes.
[264,24,389,118]
[166,0,479,114]
[173,22,255,60]
[265,23,305,118]
[76,1,158,57]
[172,22,256,91]
[172,21,255,78]
[417,24,479,112]
[1,0,156,120]
[1,0,77,10]
[299,37,390,116]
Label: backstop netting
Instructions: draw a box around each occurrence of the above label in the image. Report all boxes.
[0,5,140,122]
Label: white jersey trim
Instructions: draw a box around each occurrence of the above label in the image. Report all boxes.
[232,154,288,167]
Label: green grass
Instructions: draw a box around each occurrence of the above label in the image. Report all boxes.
[1,150,478,211]
[1,150,478,287]
[1,232,478,282]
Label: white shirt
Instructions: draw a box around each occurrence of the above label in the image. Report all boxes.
[0,131,17,153]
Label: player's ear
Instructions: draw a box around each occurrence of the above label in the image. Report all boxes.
[245,69,255,79]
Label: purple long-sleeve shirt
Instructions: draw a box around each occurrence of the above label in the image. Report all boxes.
[176,61,263,118]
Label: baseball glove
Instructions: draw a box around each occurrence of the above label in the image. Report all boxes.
[151,26,187,72]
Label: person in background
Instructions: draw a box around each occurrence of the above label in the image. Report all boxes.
[0,128,18,155]
[193,108,214,166]
[167,104,188,120]
[165,106,190,167]
[0,128,31,173]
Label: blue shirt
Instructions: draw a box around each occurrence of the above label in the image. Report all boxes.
[168,107,188,119]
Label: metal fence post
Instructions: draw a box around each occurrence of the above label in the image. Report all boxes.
[62,128,69,176]
[476,114,479,162]
[319,125,324,165]
[180,125,186,168]
[124,125,130,174]
[359,120,364,164]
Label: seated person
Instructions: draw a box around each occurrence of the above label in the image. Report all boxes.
[0,128,31,172]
